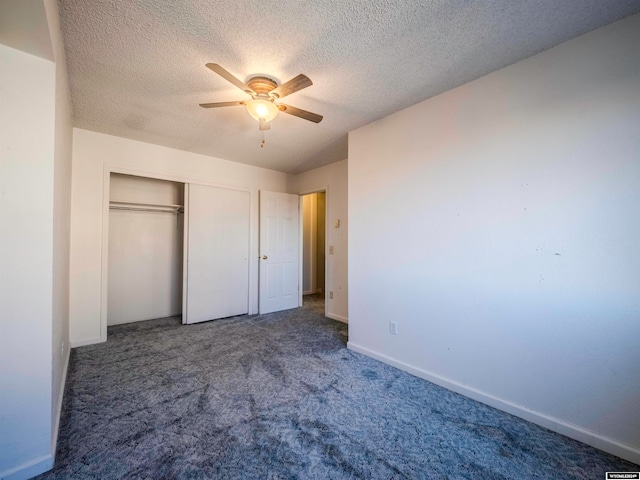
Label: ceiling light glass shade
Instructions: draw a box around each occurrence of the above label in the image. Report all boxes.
[245,99,279,122]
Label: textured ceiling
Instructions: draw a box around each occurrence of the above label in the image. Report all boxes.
[58,0,639,174]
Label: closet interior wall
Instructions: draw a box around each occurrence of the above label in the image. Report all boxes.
[107,173,184,326]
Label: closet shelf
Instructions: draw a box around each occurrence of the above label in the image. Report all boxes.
[109,201,183,214]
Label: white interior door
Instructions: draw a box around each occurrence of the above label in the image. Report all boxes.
[259,191,299,314]
[183,184,250,324]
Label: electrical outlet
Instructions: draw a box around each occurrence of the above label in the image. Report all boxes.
[329,291,334,299]
[389,321,398,335]
[329,245,334,255]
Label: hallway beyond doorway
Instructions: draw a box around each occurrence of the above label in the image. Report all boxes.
[303,292,325,317]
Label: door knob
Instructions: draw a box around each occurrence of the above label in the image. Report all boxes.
[262,255,268,260]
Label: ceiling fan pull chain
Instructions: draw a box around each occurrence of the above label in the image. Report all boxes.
[260,131,265,148]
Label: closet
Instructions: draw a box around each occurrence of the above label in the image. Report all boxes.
[107,173,250,327]
[107,174,184,325]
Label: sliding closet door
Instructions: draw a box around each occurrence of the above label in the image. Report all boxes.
[183,184,250,324]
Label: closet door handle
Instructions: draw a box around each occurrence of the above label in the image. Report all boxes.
[262,255,268,260]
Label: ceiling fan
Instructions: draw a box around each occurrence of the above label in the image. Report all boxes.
[200,63,323,132]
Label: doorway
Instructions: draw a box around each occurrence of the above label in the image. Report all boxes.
[301,191,326,314]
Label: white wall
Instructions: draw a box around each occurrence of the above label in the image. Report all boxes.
[0,2,72,477]
[108,175,184,325]
[69,129,288,346]
[110,173,184,205]
[0,0,53,60]
[289,159,348,322]
[348,14,640,463]
[315,192,327,293]
[45,0,73,463]
[316,191,326,293]
[0,44,55,478]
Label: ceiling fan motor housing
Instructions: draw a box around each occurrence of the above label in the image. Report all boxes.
[247,76,279,98]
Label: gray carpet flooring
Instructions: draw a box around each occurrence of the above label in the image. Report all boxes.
[38,294,638,479]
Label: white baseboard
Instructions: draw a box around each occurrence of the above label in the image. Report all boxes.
[0,454,53,480]
[327,313,348,324]
[1,349,70,480]
[347,341,640,465]
[70,337,104,348]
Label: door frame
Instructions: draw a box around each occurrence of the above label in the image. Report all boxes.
[100,164,254,342]
[298,186,328,318]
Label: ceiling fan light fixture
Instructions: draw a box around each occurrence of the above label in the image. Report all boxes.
[245,99,279,123]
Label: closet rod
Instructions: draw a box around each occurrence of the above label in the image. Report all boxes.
[109,206,183,214]
[109,201,183,214]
